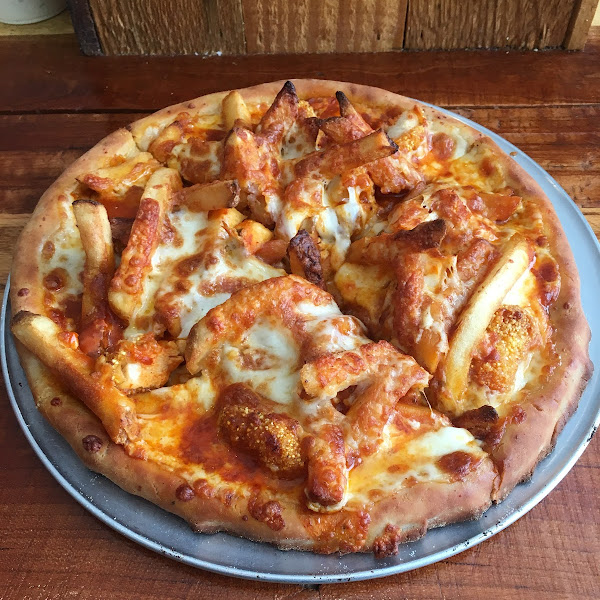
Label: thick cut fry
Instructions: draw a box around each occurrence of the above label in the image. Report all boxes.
[148,120,185,162]
[442,236,535,413]
[256,81,299,146]
[175,179,240,212]
[319,92,424,193]
[222,90,251,130]
[302,341,430,456]
[79,153,161,218]
[109,168,182,321]
[294,130,398,180]
[221,126,281,225]
[73,199,121,357]
[346,219,447,265]
[11,311,139,448]
[287,229,325,289]
[237,219,273,254]
[304,424,348,512]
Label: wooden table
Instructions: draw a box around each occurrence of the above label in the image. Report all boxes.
[1,32,599,600]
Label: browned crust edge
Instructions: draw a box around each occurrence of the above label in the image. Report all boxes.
[9,79,593,552]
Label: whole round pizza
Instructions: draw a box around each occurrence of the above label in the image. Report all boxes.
[10,80,592,557]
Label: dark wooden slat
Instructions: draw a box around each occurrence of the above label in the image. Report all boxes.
[2,32,600,112]
[66,0,102,56]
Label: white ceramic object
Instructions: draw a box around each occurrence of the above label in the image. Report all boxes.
[0,0,66,25]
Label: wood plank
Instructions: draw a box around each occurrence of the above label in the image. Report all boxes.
[2,32,600,111]
[565,0,600,49]
[242,0,407,54]
[88,0,245,55]
[405,0,576,50]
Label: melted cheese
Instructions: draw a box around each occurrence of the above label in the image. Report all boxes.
[124,208,210,338]
[386,110,420,140]
[221,318,302,404]
[348,422,485,503]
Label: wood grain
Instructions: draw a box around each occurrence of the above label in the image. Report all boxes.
[2,32,600,112]
[565,0,600,49]
[242,0,407,53]
[88,0,245,55]
[1,30,599,600]
[405,0,576,50]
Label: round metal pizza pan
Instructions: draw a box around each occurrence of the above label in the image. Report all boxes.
[3,105,600,584]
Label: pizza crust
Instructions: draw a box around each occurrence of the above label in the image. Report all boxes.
[10,80,592,555]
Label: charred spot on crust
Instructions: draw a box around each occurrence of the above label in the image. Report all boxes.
[437,451,477,481]
[17,288,30,297]
[453,405,505,449]
[373,524,401,559]
[176,484,195,502]
[50,396,61,406]
[248,497,285,531]
[82,435,103,453]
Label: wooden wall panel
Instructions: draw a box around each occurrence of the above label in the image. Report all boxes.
[88,0,245,55]
[78,0,599,55]
[404,0,577,50]
[242,0,407,54]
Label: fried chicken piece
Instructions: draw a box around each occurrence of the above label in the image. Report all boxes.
[218,383,305,479]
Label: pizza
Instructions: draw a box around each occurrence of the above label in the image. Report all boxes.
[9,80,592,557]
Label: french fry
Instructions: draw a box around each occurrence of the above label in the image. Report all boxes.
[72,199,119,356]
[287,229,325,289]
[256,81,299,146]
[442,235,535,413]
[109,167,182,321]
[11,311,140,448]
[294,129,398,180]
[175,179,240,212]
[237,218,273,254]
[346,219,447,264]
[336,91,371,128]
[304,424,349,512]
[148,120,185,162]
[319,92,424,193]
[222,90,251,130]
[301,341,429,510]
[254,239,288,265]
[78,153,160,199]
